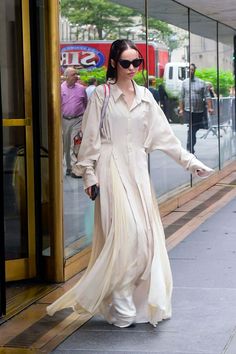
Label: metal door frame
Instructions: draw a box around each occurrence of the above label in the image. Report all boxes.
[3,0,36,282]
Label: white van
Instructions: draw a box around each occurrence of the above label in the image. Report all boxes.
[163,62,189,97]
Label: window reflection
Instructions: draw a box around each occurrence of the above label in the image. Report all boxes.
[60,0,236,257]
[3,127,28,260]
[60,0,145,258]
[0,0,24,118]
[218,25,236,167]
[0,0,28,260]
[190,12,218,174]
[148,0,190,197]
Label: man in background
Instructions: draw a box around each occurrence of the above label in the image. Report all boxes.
[61,67,88,177]
[179,63,213,154]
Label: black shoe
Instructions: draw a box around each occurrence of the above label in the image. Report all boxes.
[126,323,136,328]
[70,172,82,178]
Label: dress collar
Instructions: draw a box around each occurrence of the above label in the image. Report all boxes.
[110,80,151,104]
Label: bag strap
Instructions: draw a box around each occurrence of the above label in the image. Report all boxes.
[100,84,110,130]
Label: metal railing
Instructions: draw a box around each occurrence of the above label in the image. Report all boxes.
[202,97,235,139]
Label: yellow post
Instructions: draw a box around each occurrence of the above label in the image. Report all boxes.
[45,0,64,282]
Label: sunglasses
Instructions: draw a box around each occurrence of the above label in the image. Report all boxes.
[118,58,143,69]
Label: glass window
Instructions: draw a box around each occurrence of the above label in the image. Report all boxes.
[0,0,28,260]
[148,0,190,198]
[178,66,188,80]
[0,0,24,118]
[189,11,218,180]
[59,0,236,261]
[218,24,236,167]
[60,0,145,258]
[3,127,28,260]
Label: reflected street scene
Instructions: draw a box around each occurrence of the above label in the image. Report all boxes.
[59,0,236,258]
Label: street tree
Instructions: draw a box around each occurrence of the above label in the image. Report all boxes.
[60,0,138,39]
[60,0,177,44]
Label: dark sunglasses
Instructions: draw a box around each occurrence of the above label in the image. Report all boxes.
[118,58,143,69]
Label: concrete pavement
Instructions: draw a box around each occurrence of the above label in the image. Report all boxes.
[53,194,236,353]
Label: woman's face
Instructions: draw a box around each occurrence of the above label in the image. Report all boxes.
[114,47,142,81]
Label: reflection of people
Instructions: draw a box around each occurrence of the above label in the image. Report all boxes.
[206,82,216,98]
[158,83,168,117]
[148,77,169,120]
[148,76,160,103]
[179,63,213,154]
[86,77,98,98]
[61,67,88,177]
[229,86,235,97]
[47,40,213,327]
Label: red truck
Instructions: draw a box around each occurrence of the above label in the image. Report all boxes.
[60,40,169,77]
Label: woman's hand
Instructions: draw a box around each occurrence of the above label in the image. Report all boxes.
[85,186,92,198]
[85,184,99,199]
[196,168,214,178]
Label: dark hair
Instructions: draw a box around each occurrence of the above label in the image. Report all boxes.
[106,39,145,83]
[190,63,196,70]
[88,77,97,85]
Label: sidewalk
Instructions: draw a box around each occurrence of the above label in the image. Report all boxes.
[1,173,236,353]
[53,189,236,353]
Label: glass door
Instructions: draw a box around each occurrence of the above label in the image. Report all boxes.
[1,0,36,281]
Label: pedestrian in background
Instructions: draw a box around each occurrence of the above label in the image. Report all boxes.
[179,63,213,154]
[206,82,216,98]
[47,40,213,327]
[158,83,169,117]
[148,76,160,104]
[61,67,87,177]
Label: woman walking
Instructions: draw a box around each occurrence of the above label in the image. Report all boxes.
[47,39,213,328]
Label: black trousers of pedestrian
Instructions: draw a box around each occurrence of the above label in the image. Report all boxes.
[184,111,205,154]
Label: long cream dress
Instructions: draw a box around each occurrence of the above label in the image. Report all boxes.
[47,81,212,327]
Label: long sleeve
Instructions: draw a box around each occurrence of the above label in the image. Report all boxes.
[73,88,103,189]
[144,93,213,176]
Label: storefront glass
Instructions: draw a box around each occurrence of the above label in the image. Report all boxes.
[189,11,218,182]
[148,0,191,198]
[60,0,145,258]
[0,0,28,261]
[59,0,235,261]
[218,24,236,168]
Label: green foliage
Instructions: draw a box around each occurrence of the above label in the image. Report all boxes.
[60,0,138,39]
[78,67,149,87]
[133,72,165,87]
[60,0,176,44]
[155,77,164,87]
[147,18,179,52]
[148,18,172,37]
[78,67,107,84]
[79,68,148,87]
[195,68,234,97]
[133,70,147,86]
